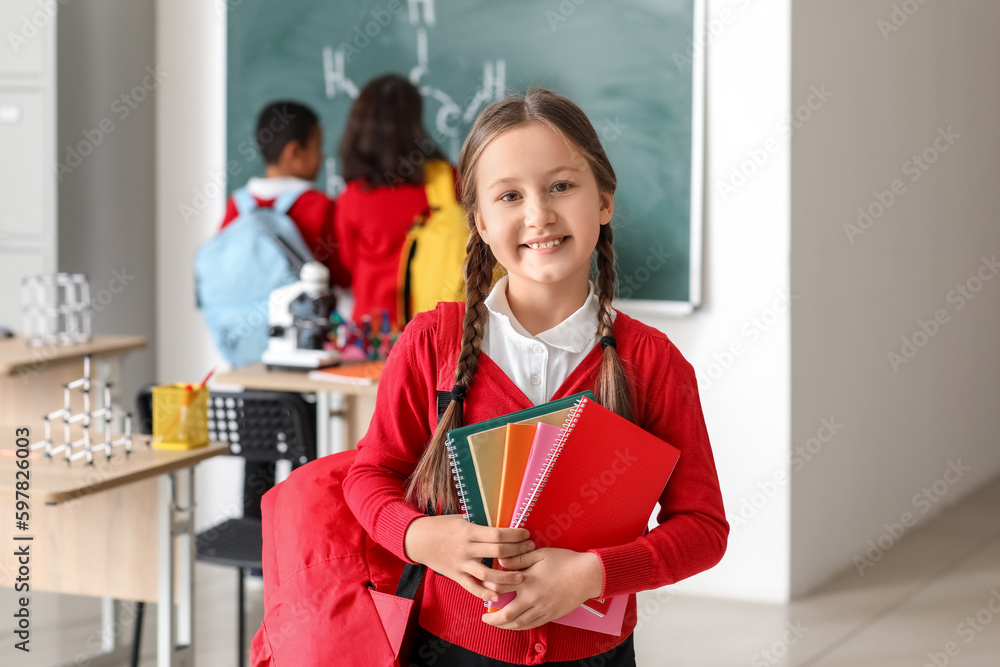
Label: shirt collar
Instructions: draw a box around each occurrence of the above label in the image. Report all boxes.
[246,176,314,200]
[484,274,606,353]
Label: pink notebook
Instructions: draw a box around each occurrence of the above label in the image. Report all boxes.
[492,590,629,635]
[510,422,563,528]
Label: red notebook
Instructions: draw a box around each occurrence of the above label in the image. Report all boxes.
[513,395,681,557]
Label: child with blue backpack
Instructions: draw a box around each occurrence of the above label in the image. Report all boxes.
[219,100,350,290]
[208,101,350,522]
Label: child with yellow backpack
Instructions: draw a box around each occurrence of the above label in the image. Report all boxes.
[335,74,500,333]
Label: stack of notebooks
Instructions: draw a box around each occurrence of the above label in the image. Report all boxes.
[445,391,681,636]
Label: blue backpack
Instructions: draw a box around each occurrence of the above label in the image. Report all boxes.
[195,187,314,367]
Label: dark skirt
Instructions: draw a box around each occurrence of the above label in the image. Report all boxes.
[406,623,637,666]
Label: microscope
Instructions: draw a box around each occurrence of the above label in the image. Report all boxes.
[260,240,340,371]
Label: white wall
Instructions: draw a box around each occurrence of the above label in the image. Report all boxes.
[57,0,156,408]
[789,0,1000,596]
[155,0,795,600]
[155,0,239,530]
[657,0,792,602]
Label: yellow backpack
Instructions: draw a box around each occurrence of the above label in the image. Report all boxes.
[397,160,469,328]
[397,160,503,328]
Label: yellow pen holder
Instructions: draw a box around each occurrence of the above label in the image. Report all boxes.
[152,383,209,450]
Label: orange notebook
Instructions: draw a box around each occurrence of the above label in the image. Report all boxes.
[484,423,539,614]
[307,361,385,385]
[496,423,537,529]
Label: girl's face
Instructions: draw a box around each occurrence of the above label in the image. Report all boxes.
[473,122,613,292]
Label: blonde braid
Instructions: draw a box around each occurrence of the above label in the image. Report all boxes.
[405,230,497,513]
[593,224,634,422]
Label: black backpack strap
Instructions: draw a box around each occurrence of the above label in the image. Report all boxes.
[397,303,466,599]
[395,498,435,600]
[395,561,425,600]
[437,390,457,423]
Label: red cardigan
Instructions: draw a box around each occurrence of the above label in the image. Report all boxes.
[220,189,351,289]
[343,304,729,665]
[334,161,461,329]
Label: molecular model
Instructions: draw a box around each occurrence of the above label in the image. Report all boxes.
[28,355,136,465]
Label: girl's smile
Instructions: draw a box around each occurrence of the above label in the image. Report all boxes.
[521,235,569,252]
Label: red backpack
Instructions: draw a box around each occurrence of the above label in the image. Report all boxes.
[249,302,464,666]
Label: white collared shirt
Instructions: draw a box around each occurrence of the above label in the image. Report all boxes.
[245,176,314,200]
[481,275,616,405]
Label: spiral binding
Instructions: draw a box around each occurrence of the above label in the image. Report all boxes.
[445,435,473,522]
[511,396,588,530]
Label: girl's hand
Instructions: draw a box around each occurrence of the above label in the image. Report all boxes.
[480,548,605,631]
[404,514,535,603]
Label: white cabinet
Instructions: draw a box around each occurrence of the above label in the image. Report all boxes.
[0,0,49,77]
[0,92,47,234]
[0,1,57,330]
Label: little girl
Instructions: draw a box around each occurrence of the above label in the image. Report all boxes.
[344,88,729,666]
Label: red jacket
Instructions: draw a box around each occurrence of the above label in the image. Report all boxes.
[334,161,461,330]
[343,303,729,665]
[221,189,351,289]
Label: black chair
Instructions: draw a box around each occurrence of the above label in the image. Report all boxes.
[133,387,316,666]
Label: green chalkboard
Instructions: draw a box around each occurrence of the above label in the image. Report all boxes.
[227,0,702,309]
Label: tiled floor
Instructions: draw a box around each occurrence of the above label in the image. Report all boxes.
[2,475,998,666]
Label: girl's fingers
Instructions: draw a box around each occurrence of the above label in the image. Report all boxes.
[469,526,531,545]
[476,565,524,586]
[482,600,541,630]
[464,526,534,561]
[482,580,520,595]
[457,573,499,603]
[497,550,543,571]
[492,539,535,560]
[482,601,521,626]
[511,609,544,631]
[464,539,534,562]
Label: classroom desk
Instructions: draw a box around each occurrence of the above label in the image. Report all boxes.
[215,363,380,457]
[0,436,229,667]
[0,334,147,376]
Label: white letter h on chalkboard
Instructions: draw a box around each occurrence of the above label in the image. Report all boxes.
[408,0,436,27]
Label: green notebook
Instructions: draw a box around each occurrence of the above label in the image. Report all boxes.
[445,391,595,527]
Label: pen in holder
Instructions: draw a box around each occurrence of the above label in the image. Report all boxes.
[152,382,209,450]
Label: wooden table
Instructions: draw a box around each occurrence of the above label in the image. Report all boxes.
[0,435,228,667]
[0,334,147,376]
[216,363,380,457]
